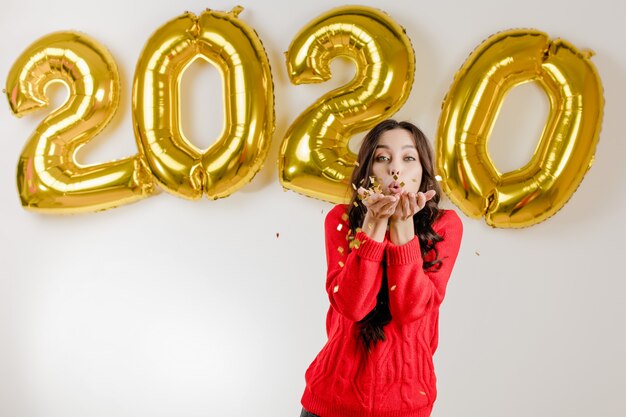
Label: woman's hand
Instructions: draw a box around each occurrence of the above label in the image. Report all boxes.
[391,190,436,222]
[357,187,400,221]
[388,190,436,246]
[357,187,400,242]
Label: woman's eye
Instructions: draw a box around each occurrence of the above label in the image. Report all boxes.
[404,156,416,161]
[375,155,389,162]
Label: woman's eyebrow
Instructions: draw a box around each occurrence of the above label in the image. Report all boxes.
[374,145,417,149]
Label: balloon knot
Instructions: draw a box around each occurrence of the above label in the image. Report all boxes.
[485,190,497,214]
[230,5,244,17]
[581,48,595,59]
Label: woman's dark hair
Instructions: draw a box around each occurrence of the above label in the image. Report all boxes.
[348,119,444,351]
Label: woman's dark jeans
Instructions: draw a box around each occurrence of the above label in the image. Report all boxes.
[300,408,320,417]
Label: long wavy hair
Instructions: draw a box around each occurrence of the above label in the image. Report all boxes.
[348,119,444,351]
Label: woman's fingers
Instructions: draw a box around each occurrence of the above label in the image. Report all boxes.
[363,193,390,213]
[361,191,382,208]
[416,189,436,211]
[401,193,411,220]
[424,189,436,201]
[379,195,399,214]
[372,189,436,222]
[416,192,426,210]
[372,196,398,218]
[407,193,419,218]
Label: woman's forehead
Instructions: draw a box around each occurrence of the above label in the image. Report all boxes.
[377,129,417,148]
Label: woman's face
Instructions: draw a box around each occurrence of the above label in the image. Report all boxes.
[370,128,423,195]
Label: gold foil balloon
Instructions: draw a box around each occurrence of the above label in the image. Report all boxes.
[437,29,603,228]
[5,32,155,213]
[279,6,415,203]
[132,7,275,200]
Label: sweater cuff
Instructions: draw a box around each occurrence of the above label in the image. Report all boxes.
[353,231,386,261]
[386,236,423,265]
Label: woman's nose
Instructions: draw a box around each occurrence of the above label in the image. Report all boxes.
[390,168,400,177]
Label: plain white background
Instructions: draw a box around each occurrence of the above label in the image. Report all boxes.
[1,0,625,416]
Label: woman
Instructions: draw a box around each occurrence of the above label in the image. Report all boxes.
[300,119,463,417]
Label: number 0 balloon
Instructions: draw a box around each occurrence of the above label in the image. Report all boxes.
[436,29,603,228]
[133,7,275,200]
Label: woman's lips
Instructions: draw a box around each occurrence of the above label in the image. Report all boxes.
[388,181,402,194]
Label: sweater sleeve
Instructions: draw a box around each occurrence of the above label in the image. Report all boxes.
[385,210,463,324]
[324,205,387,322]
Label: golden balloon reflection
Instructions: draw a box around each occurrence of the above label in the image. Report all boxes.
[437,29,603,228]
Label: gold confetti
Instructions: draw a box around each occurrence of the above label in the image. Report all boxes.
[361,176,384,196]
[355,227,361,233]
[412,178,418,182]
[435,175,442,181]
[419,391,426,396]
[337,247,344,254]
[400,181,405,187]
[349,238,362,250]
[333,285,339,293]
[392,174,398,180]
[276,232,279,238]
[475,251,480,256]
[354,161,360,167]
[337,224,343,231]
[390,285,397,292]
[341,213,349,221]
[338,261,344,267]
[353,201,358,207]
[351,183,357,190]
[367,223,374,231]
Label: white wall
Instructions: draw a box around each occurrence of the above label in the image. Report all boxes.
[1,1,625,416]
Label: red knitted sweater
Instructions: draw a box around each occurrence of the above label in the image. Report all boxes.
[301,204,463,417]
